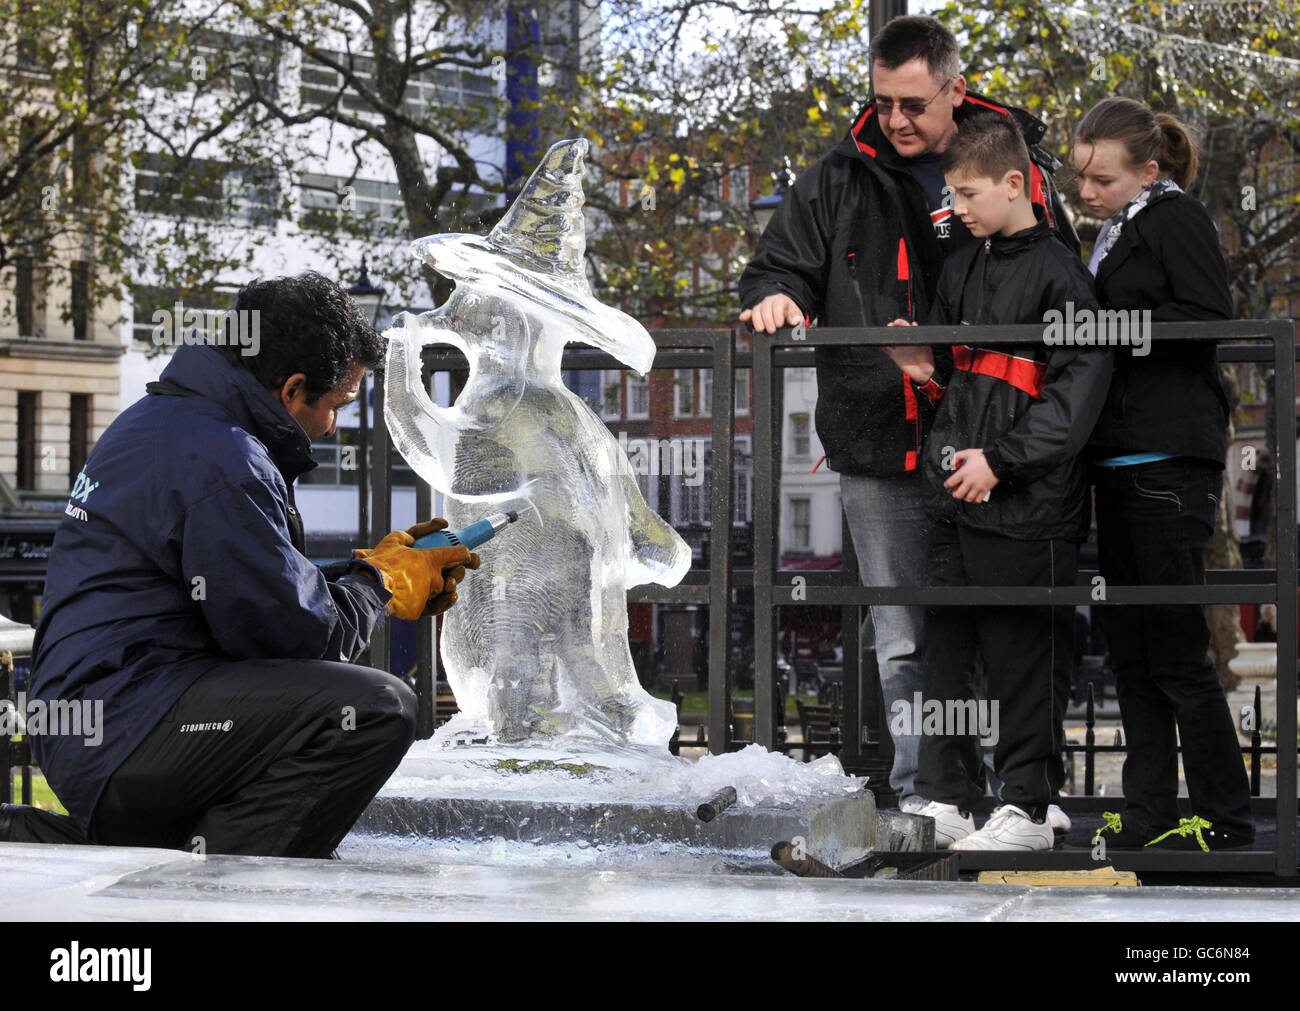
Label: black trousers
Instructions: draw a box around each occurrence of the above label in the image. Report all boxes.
[81,658,416,858]
[915,522,1076,816]
[1094,458,1254,835]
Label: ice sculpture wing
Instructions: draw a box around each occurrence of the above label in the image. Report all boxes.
[382,305,529,502]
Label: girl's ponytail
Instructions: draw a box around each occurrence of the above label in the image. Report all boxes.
[1077,98,1200,188]
[1154,113,1198,190]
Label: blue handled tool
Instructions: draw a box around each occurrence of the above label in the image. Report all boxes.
[413,511,518,550]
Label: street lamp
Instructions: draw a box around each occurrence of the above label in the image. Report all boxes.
[347,257,385,543]
[750,164,794,234]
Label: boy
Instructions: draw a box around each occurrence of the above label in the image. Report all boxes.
[883,113,1112,850]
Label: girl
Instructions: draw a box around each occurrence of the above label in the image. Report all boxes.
[1074,97,1254,851]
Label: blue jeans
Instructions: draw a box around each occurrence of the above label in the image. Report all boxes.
[839,472,928,801]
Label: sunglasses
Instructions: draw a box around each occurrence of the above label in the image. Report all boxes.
[873,76,955,118]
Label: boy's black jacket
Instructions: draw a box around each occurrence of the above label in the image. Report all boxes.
[923,209,1113,541]
[738,89,1079,477]
[1088,188,1233,467]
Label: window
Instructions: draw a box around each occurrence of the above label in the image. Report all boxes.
[726,164,751,208]
[16,19,37,68]
[298,172,467,235]
[131,286,225,346]
[134,152,280,227]
[627,373,649,419]
[300,51,494,119]
[675,442,712,526]
[69,394,91,481]
[697,368,713,417]
[71,131,92,200]
[146,26,278,98]
[17,392,38,490]
[15,258,35,336]
[1246,365,1270,405]
[673,369,694,417]
[733,435,752,525]
[563,369,603,415]
[70,261,91,340]
[790,497,811,551]
[299,430,415,487]
[790,412,810,458]
[734,367,750,415]
[599,370,622,420]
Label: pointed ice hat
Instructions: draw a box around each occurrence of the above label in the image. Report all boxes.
[407,139,656,374]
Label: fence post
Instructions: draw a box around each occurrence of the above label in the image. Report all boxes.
[1272,321,1298,876]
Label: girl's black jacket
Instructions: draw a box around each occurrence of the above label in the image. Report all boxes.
[922,210,1113,541]
[1087,188,1233,467]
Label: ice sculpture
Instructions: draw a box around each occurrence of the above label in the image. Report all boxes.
[383,138,692,749]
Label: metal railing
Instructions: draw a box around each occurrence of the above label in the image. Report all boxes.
[1,638,34,807]
[368,317,1297,876]
[746,319,1297,875]
[5,319,1291,876]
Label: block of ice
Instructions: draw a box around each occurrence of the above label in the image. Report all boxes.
[382,139,691,748]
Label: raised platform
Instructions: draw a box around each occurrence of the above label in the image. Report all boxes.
[354,740,932,872]
[352,791,931,872]
[3,842,1298,921]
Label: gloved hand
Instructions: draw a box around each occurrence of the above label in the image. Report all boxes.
[352,518,480,620]
[404,519,482,616]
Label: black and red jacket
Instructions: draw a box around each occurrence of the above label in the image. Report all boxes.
[738,90,1079,476]
[921,209,1112,541]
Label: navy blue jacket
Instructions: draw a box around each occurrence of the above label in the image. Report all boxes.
[31,344,391,832]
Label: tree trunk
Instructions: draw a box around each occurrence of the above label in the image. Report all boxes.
[1209,364,1246,691]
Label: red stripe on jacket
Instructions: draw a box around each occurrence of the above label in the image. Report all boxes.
[853,106,878,157]
[897,238,912,316]
[953,345,1047,399]
[902,375,920,470]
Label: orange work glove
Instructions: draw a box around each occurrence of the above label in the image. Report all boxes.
[404,519,482,616]
[353,518,480,621]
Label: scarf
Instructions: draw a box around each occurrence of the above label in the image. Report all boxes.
[1088,178,1183,276]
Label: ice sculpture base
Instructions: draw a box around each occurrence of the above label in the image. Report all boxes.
[353,741,932,872]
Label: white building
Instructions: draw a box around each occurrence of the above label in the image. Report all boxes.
[779,367,842,562]
[118,14,518,549]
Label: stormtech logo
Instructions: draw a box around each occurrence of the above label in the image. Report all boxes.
[179,720,233,733]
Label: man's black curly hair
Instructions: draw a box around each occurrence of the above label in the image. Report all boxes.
[223,271,384,404]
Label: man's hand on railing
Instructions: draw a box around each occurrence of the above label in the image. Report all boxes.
[739,293,803,334]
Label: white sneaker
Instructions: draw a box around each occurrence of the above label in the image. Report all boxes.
[950,804,1054,851]
[899,795,927,815]
[916,800,975,849]
[1047,804,1071,834]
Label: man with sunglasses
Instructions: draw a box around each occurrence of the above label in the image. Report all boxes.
[739,15,1077,814]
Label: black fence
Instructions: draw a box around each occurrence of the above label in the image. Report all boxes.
[4,319,1292,876]
[366,317,1296,876]
[1,649,33,806]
